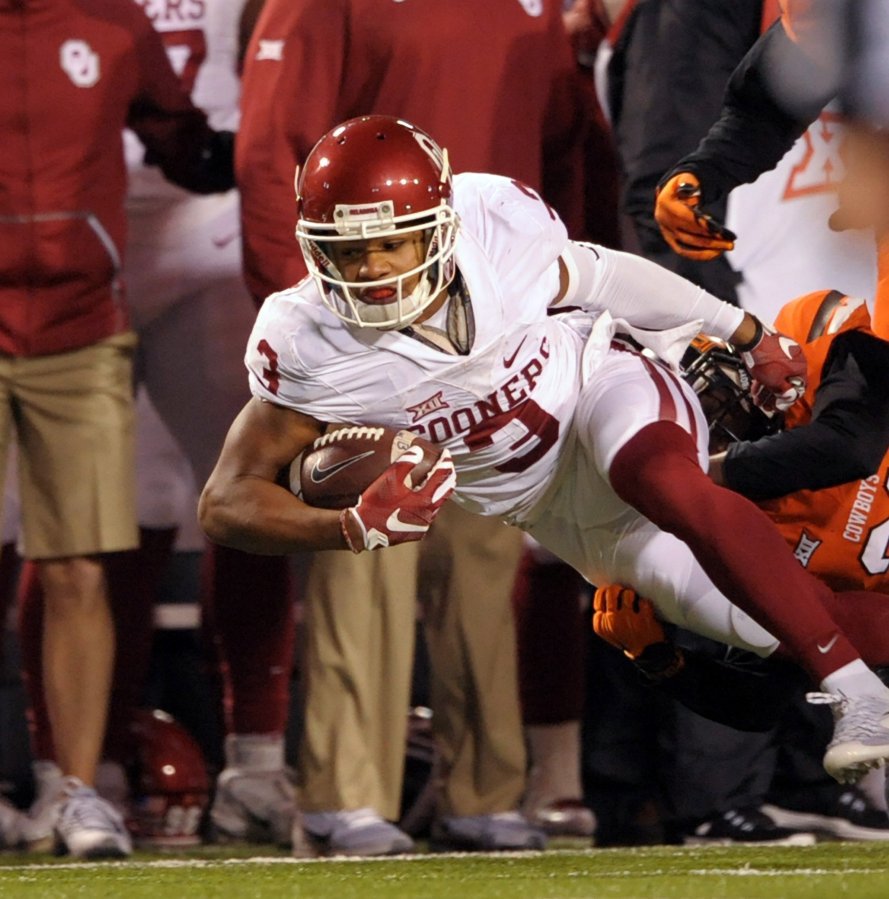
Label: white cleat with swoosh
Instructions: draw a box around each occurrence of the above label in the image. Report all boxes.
[809,691,889,784]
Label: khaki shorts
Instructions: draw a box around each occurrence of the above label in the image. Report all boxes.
[0,332,139,559]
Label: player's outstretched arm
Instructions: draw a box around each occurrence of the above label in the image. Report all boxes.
[199,397,344,555]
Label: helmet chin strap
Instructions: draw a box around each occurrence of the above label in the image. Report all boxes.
[341,255,455,329]
[341,273,436,329]
[307,210,459,328]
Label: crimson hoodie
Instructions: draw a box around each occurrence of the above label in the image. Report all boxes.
[0,0,229,355]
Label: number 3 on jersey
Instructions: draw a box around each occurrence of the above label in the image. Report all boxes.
[256,339,280,395]
[464,399,559,474]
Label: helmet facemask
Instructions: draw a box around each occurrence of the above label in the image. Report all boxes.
[297,201,459,329]
[682,337,780,453]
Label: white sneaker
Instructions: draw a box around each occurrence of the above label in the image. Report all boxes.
[209,734,297,846]
[809,691,889,783]
[429,811,547,852]
[303,808,414,857]
[21,760,65,852]
[210,768,297,845]
[55,778,132,859]
[0,796,23,850]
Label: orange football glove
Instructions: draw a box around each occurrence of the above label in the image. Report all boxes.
[654,172,737,261]
[591,584,666,660]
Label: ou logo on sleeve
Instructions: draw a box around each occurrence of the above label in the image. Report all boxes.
[516,0,543,14]
[60,39,100,88]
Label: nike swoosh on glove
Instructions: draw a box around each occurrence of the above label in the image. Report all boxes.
[654,172,736,260]
[739,321,807,413]
[340,445,456,552]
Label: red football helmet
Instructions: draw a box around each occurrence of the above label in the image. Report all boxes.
[296,115,459,329]
[127,709,210,848]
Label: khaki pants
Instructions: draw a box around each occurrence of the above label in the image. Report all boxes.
[0,333,138,558]
[297,503,526,820]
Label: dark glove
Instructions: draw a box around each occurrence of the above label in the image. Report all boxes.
[147,128,235,195]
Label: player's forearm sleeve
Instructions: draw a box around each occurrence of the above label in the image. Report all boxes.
[558,242,743,338]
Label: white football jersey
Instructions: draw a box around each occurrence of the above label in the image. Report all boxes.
[247,172,788,659]
[247,173,593,520]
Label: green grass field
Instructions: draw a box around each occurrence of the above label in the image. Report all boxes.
[1,843,887,899]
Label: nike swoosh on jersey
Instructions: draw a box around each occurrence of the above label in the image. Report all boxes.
[386,510,428,533]
[503,337,527,368]
[817,634,840,654]
[309,451,376,484]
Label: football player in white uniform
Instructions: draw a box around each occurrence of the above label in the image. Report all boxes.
[200,115,889,786]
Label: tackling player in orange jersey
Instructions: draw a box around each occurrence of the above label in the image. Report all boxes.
[595,286,889,714]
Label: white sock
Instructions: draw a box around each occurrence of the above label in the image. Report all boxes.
[224,733,286,771]
[523,722,583,810]
[821,660,889,698]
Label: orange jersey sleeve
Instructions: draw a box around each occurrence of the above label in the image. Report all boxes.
[762,288,889,591]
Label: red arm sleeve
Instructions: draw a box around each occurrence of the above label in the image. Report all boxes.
[236,0,348,303]
[539,7,590,241]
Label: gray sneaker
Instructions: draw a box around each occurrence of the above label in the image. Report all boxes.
[55,778,132,859]
[526,799,596,839]
[303,808,414,857]
[809,691,889,783]
[21,761,65,852]
[210,767,297,846]
[429,811,547,852]
[0,796,23,850]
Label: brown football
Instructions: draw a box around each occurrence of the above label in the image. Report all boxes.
[291,425,442,509]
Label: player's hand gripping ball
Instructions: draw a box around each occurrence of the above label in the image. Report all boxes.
[737,320,807,413]
[291,425,442,509]
[292,425,456,553]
